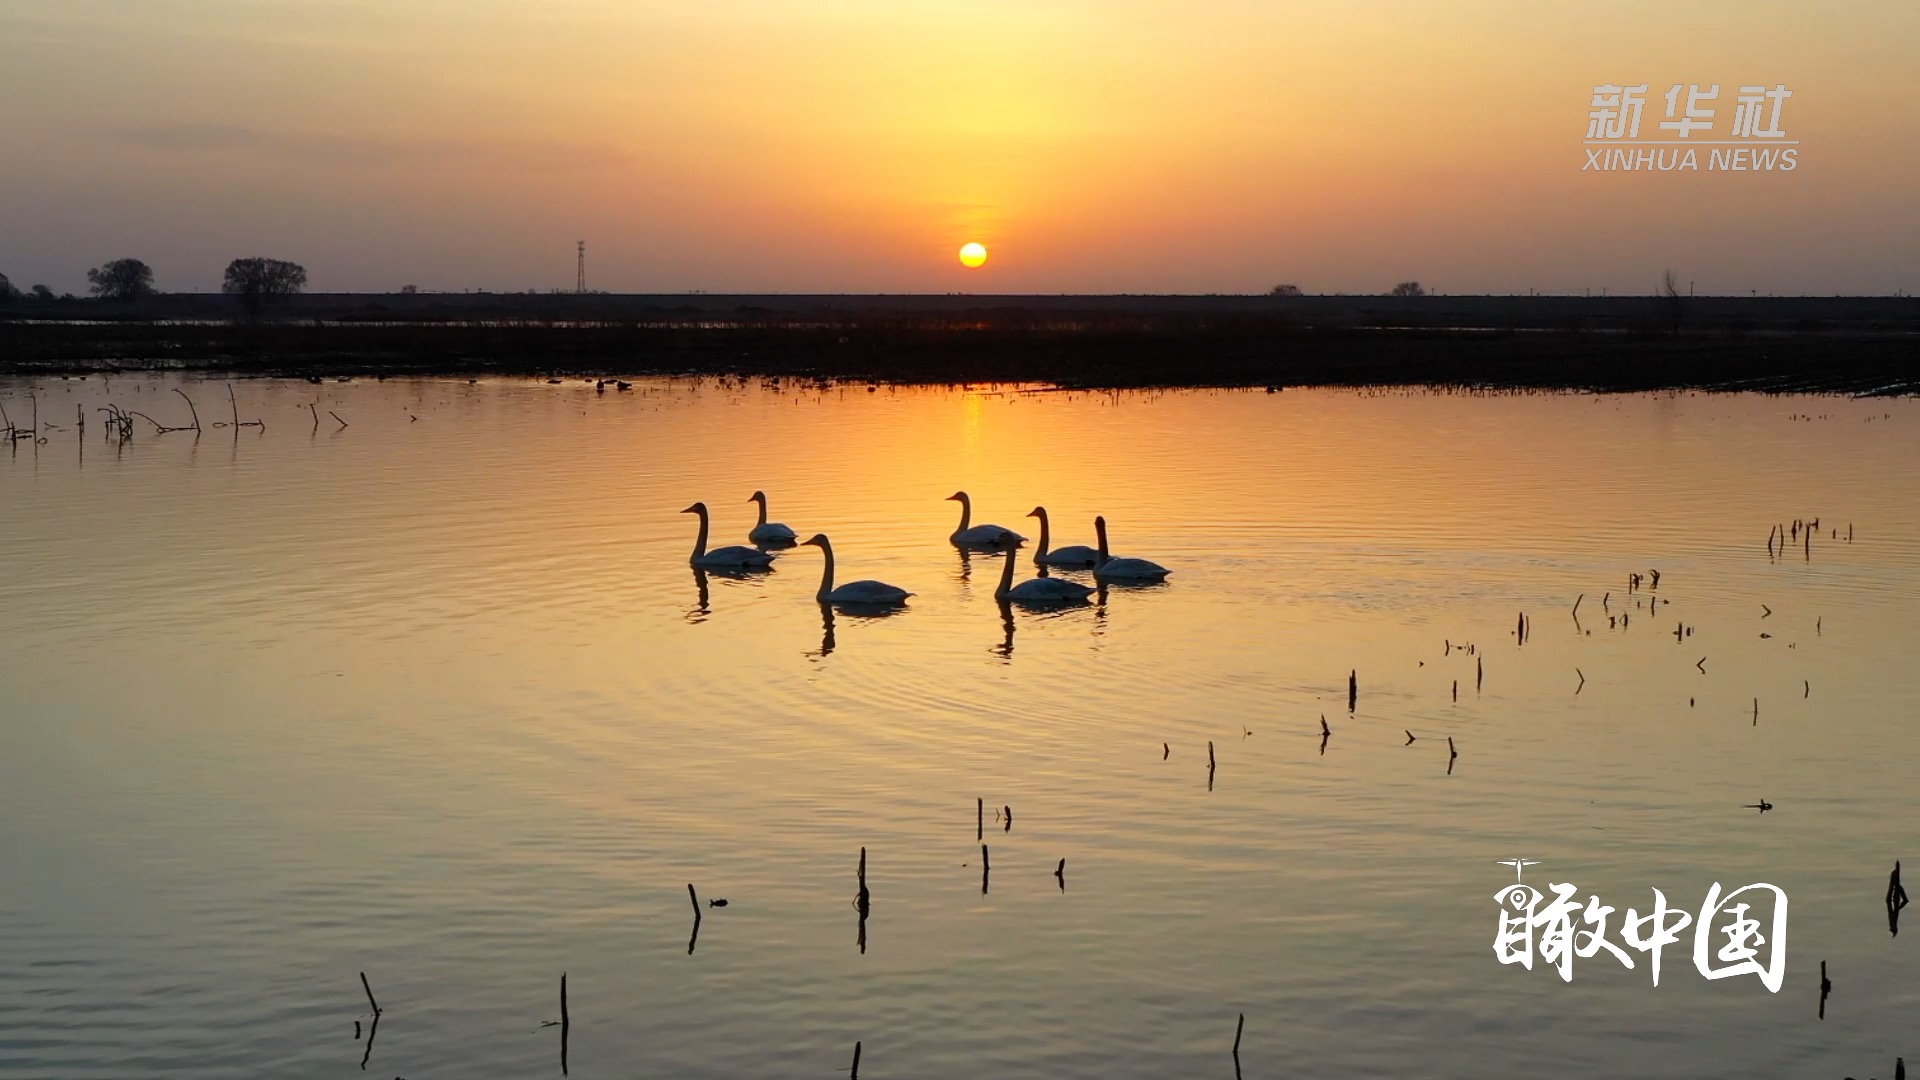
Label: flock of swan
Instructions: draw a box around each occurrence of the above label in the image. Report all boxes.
[682,490,1170,607]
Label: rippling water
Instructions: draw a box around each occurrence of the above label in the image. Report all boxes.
[2,375,1917,1079]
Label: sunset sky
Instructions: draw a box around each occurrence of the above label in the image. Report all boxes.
[2,0,1915,296]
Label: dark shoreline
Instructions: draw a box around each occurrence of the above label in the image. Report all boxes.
[4,294,1918,393]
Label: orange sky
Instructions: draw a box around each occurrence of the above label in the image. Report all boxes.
[1,0,1915,295]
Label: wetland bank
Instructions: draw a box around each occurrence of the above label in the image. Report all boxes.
[4,292,1918,392]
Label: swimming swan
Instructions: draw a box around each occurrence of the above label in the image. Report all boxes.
[746,491,798,543]
[946,491,1026,547]
[682,503,776,568]
[995,545,1095,604]
[802,534,912,604]
[1093,516,1170,581]
[1027,506,1099,568]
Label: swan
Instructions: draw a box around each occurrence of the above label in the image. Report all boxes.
[746,491,798,543]
[682,503,776,568]
[802,533,912,605]
[946,491,1026,547]
[1092,516,1170,581]
[995,545,1094,605]
[1027,506,1099,568]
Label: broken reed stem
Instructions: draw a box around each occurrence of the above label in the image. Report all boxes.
[307,402,320,431]
[981,844,990,872]
[1347,669,1357,711]
[1208,740,1215,768]
[1233,1012,1245,1055]
[172,388,202,431]
[977,797,983,842]
[330,410,349,429]
[359,971,381,1016]
[850,1041,862,1080]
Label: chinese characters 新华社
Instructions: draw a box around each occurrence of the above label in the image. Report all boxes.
[1587,84,1793,141]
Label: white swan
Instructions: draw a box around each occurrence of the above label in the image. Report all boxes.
[746,490,797,543]
[802,533,912,604]
[995,545,1094,605]
[1093,516,1170,581]
[682,503,776,568]
[946,491,1026,547]
[1027,506,1099,568]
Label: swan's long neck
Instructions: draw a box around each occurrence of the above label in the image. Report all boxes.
[1094,518,1109,567]
[1032,510,1050,560]
[691,509,710,562]
[815,540,836,600]
[994,545,1016,600]
[954,494,971,533]
[753,496,768,528]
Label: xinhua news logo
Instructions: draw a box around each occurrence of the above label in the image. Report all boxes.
[1584,84,1798,172]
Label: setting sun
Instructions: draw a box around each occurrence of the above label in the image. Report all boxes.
[958,242,988,269]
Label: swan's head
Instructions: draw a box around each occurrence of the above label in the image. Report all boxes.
[1026,506,1046,519]
[1094,515,1108,535]
[800,533,830,548]
[748,491,767,504]
[681,502,707,516]
[944,491,968,503]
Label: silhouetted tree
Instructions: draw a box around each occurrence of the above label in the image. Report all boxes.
[1660,268,1684,336]
[0,273,17,304]
[1269,284,1303,296]
[86,258,155,301]
[400,284,418,295]
[1389,281,1426,297]
[30,284,54,301]
[222,257,308,317]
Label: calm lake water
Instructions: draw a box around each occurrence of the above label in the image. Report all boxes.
[2,375,1917,1079]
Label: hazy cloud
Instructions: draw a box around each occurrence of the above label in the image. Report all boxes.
[110,123,632,172]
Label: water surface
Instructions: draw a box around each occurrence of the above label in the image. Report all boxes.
[2,376,1916,1078]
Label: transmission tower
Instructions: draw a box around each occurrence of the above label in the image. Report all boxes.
[576,241,586,294]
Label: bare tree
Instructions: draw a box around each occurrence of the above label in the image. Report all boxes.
[0,272,17,303]
[1660,268,1684,335]
[1390,281,1426,297]
[1268,284,1303,297]
[223,257,308,318]
[87,258,155,301]
[30,284,54,301]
